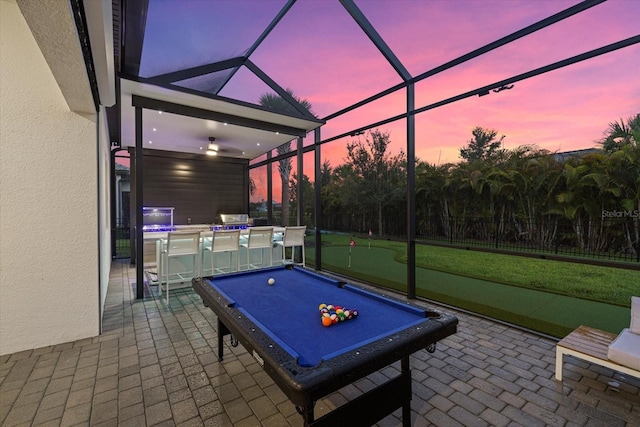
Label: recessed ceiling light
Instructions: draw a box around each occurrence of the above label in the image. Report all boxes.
[153,128,157,132]
[224,122,228,126]
[148,140,152,144]
[158,111,162,114]
[257,143,260,146]
[276,132,279,135]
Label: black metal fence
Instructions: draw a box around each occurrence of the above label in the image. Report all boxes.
[114,212,639,264]
[113,219,130,259]
[323,214,640,264]
[322,211,408,238]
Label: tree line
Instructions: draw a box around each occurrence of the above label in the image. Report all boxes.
[284,114,639,258]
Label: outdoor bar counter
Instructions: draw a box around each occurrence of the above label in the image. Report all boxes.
[142,225,286,286]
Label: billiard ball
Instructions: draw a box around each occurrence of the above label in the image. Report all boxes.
[322,316,332,327]
[268,278,275,285]
[318,303,327,310]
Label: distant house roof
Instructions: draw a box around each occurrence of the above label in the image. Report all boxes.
[115,163,129,173]
[115,163,129,181]
[552,148,600,162]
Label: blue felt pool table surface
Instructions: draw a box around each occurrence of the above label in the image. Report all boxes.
[201,266,438,367]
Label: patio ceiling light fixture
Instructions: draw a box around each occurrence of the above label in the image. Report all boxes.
[206,137,218,156]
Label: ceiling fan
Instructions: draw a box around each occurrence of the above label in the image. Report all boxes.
[205,137,244,156]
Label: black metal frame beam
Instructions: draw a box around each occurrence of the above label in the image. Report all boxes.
[121,0,148,76]
[131,95,310,137]
[246,0,297,60]
[406,83,416,299]
[245,60,318,120]
[216,0,297,95]
[250,145,300,169]
[135,106,144,299]
[296,137,304,225]
[267,152,273,223]
[324,0,606,122]
[314,128,322,271]
[148,57,246,85]
[340,0,411,81]
[320,35,640,145]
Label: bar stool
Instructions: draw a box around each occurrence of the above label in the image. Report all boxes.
[240,226,274,269]
[161,231,200,304]
[275,225,306,267]
[203,229,240,275]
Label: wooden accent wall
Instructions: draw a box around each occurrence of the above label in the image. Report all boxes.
[129,148,248,225]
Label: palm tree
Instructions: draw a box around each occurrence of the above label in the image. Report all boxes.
[258,89,314,225]
[595,115,639,254]
[499,146,561,247]
[599,114,640,153]
[606,140,640,256]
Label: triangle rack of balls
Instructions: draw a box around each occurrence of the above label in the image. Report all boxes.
[318,303,358,327]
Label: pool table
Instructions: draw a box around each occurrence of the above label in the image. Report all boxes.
[192,266,457,426]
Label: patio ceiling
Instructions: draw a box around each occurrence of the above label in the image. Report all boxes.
[118,79,322,159]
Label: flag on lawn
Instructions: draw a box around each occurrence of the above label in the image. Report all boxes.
[348,237,356,267]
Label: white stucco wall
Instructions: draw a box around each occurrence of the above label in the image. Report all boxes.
[0,0,100,355]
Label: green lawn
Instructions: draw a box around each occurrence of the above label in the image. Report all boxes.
[311,234,639,307]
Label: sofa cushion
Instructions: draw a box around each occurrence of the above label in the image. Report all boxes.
[631,296,640,334]
[608,328,640,371]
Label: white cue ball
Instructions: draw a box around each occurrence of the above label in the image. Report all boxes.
[268,278,275,285]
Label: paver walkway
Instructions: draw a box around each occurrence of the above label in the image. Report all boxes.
[0,260,638,426]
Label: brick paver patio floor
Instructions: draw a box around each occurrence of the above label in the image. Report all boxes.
[1,260,638,426]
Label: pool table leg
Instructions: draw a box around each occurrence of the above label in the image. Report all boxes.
[301,404,314,426]
[301,357,412,426]
[217,319,231,361]
[402,356,411,427]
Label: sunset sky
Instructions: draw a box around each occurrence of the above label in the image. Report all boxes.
[132,0,640,202]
